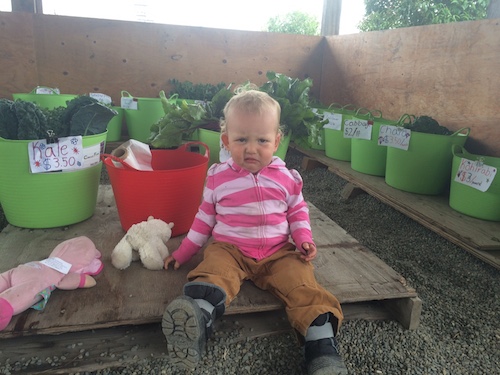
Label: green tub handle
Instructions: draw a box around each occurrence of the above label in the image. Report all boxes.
[327,102,344,110]
[451,144,466,157]
[370,109,383,119]
[451,127,470,137]
[355,107,370,115]
[354,107,373,119]
[341,104,357,112]
[354,107,383,120]
[121,90,133,98]
[396,114,416,126]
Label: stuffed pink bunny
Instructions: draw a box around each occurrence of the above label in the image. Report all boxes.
[0,236,103,330]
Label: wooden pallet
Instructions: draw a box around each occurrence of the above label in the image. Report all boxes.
[292,145,500,270]
[0,185,421,372]
[0,186,420,342]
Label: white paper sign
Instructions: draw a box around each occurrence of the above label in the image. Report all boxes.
[35,87,60,94]
[343,118,372,140]
[378,125,411,150]
[81,143,102,169]
[90,92,112,105]
[28,136,84,173]
[40,257,71,274]
[121,96,138,110]
[454,158,497,192]
[322,112,342,130]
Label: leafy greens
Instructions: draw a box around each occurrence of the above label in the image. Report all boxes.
[0,96,117,140]
[148,72,326,149]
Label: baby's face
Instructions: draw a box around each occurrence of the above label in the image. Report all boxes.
[221,108,280,174]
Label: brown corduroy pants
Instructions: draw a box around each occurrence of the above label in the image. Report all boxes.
[187,241,344,336]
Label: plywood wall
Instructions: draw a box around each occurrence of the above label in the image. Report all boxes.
[0,12,324,104]
[320,19,500,157]
[0,11,498,157]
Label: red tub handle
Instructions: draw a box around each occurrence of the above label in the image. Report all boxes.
[177,141,210,160]
[101,141,210,169]
[100,153,140,170]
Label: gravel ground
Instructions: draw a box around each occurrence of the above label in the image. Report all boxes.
[2,148,499,375]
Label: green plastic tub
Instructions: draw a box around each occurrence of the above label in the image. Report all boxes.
[106,106,124,142]
[122,91,164,143]
[12,89,77,109]
[351,112,401,177]
[0,132,107,228]
[385,128,469,195]
[449,145,500,221]
[275,131,291,161]
[324,105,357,162]
[198,128,221,167]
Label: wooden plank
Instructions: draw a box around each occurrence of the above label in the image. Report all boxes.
[292,145,500,269]
[320,19,500,158]
[0,304,391,375]
[0,12,39,97]
[383,296,422,331]
[0,12,323,105]
[0,186,418,338]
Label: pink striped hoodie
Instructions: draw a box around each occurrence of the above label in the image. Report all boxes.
[172,157,314,265]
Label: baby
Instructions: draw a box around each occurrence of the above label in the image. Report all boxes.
[163,89,348,374]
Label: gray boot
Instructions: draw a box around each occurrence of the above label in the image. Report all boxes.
[304,313,348,375]
[162,282,226,370]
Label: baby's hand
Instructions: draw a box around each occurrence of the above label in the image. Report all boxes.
[300,242,317,262]
[164,255,181,270]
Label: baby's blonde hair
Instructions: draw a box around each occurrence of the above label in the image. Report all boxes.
[220,86,283,136]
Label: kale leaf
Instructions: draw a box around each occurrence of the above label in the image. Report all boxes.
[0,96,116,140]
[0,99,19,139]
[404,115,453,135]
[14,101,47,140]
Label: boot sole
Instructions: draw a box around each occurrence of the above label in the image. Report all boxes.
[162,295,206,370]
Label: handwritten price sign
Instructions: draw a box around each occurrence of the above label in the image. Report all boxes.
[378,125,411,150]
[28,136,84,173]
[343,119,372,140]
[454,158,497,192]
[121,96,138,110]
[321,111,342,131]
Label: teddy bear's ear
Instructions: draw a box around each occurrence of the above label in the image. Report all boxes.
[147,215,154,221]
[169,222,174,228]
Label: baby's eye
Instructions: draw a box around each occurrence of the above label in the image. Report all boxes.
[236,138,247,143]
[258,138,269,144]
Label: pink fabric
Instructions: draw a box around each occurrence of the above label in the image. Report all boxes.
[0,236,103,331]
[173,157,314,265]
[78,274,87,288]
[0,297,14,331]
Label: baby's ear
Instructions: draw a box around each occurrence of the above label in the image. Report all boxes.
[274,132,281,151]
[221,132,230,148]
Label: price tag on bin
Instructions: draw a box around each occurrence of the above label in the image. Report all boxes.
[28,136,84,173]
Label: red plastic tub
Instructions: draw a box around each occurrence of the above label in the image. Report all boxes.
[102,142,209,237]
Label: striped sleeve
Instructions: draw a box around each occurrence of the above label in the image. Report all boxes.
[171,166,218,265]
[286,169,314,253]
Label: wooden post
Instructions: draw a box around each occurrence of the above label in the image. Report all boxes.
[11,0,43,13]
[488,0,500,18]
[321,0,342,36]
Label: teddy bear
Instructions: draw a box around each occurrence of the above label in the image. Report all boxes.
[111,216,174,271]
[0,236,103,331]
